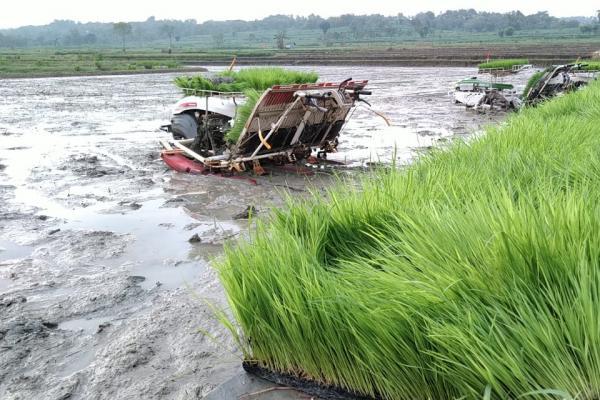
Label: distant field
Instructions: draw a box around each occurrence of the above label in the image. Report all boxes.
[0,51,185,78]
[1,36,599,79]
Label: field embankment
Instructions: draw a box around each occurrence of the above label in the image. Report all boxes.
[2,41,599,79]
[218,80,600,399]
[0,51,205,79]
[183,42,600,66]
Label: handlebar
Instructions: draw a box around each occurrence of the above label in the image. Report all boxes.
[338,77,352,90]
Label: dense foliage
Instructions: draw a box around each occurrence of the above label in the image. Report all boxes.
[218,81,600,399]
[175,68,318,143]
[0,10,597,48]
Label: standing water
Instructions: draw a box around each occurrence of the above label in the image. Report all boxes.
[0,66,522,399]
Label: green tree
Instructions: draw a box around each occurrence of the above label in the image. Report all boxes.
[113,22,132,52]
[64,28,82,46]
[411,12,434,38]
[274,30,288,49]
[212,32,224,48]
[160,24,176,52]
[319,20,331,40]
[504,27,515,36]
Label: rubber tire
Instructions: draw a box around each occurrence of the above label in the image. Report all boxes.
[170,113,198,140]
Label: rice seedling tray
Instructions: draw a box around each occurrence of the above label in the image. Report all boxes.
[242,361,380,400]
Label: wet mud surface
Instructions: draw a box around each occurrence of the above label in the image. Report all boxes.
[0,67,530,399]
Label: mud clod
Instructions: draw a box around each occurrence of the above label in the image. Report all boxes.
[127,276,146,285]
[75,155,99,164]
[42,321,58,329]
[233,205,258,220]
[184,222,201,230]
[0,319,56,342]
[97,322,111,334]
[0,296,27,308]
[118,200,142,210]
[188,233,202,243]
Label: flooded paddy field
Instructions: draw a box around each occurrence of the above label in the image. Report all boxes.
[0,66,529,399]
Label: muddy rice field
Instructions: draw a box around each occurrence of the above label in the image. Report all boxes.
[0,66,532,399]
[191,42,600,66]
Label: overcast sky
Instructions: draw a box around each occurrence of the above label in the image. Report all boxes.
[1,0,598,29]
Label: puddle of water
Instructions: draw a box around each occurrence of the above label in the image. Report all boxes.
[60,347,97,377]
[329,124,453,166]
[57,315,121,376]
[0,277,12,292]
[135,261,201,290]
[61,198,240,290]
[0,239,32,261]
[59,315,115,334]
[25,285,78,302]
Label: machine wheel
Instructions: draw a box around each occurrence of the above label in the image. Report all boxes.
[170,113,198,140]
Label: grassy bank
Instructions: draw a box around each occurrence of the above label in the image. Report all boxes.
[478,58,529,70]
[218,80,600,399]
[2,41,599,78]
[0,51,184,78]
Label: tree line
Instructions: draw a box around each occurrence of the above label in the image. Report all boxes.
[0,10,599,48]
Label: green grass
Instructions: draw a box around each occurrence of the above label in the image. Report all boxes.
[175,68,318,143]
[225,89,261,144]
[478,58,529,70]
[217,81,600,399]
[523,70,546,96]
[0,51,181,77]
[578,60,600,71]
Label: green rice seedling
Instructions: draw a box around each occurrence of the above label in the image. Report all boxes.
[578,60,600,71]
[566,60,600,72]
[478,58,529,70]
[225,89,261,144]
[174,67,318,93]
[217,80,600,399]
[175,68,318,143]
[165,61,180,69]
[523,70,545,96]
